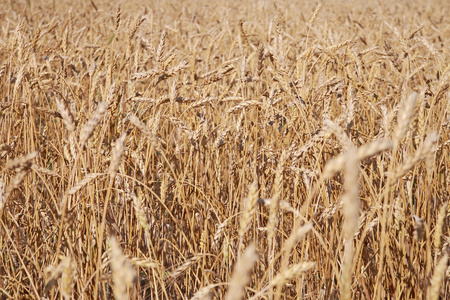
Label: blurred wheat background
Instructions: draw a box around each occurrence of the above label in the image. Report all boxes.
[0,0,449,299]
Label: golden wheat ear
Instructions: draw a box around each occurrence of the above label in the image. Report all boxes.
[225,244,258,300]
[110,236,137,300]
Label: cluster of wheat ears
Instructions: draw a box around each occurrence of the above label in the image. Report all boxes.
[0,0,449,299]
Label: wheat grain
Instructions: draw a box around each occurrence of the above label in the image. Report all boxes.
[213,218,228,250]
[129,17,145,41]
[115,6,121,32]
[413,215,426,242]
[12,66,25,98]
[31,163,61,178]
[323,119,353,150]
[239,19,249,48]
[130,192,149,232]
[419,36,442,61]
[383,40,403,72]
[128,114,162,149]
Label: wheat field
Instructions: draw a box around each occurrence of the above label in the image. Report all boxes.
[0,0,449,299]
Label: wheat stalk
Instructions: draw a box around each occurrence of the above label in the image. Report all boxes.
[2,3,449,299]
[340,149,360,300]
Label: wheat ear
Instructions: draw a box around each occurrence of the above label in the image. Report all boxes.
[238,180,259,250]
[79,102,108,147]
[110,236,137,300]
[393,92,418,149]
[434,201,448,258]
[225,244,258,300]
[429,254,449,300]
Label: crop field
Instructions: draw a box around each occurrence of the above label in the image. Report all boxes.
[0,0,449,299]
